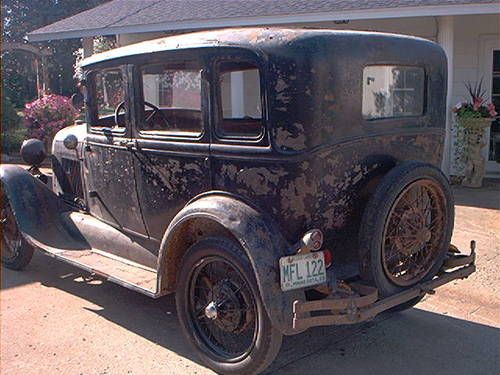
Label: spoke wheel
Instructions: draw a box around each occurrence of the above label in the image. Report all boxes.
[1,190,34,270]
[1,200,23,262]
[359,162,454,298]
[382,179,447,286]
[189,256,257,361]
[176,237,282,375]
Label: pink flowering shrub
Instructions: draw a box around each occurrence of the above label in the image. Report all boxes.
[24,94,79,142]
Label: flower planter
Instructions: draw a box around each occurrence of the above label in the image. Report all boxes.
[458,117,492,188]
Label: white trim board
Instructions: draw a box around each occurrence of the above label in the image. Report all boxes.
[479,34,500,173]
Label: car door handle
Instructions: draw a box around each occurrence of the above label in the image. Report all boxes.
[114,139,135,149]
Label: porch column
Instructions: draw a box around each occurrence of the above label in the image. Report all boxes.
[41,55,49,94]
[82,37,94,58]
[438,16,455,176]
[230,71,245,117]
[34,57,41,98]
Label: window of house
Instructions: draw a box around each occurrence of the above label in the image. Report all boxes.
[140,63,202,136]
[362,66,425,120]
[489,50,500,162]
[217,61,263,138]
[91,68,126,129]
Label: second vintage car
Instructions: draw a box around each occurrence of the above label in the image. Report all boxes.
[1,28,475,374]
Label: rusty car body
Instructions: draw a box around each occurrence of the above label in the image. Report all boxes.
[1,28,475,374]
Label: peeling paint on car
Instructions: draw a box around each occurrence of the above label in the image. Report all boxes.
[39,28,448,334]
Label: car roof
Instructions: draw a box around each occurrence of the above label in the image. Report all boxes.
[81,27,431,68]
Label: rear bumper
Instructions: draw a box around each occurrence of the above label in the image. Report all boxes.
[293,244,476,331]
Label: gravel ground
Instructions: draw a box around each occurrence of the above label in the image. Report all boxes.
[1,184,499,375]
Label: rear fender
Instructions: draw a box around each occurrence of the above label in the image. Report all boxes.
[157,193,305,335]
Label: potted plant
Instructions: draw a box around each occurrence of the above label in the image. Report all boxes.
[452,80,497,188]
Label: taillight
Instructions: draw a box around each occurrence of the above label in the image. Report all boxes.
[323,249,332,268]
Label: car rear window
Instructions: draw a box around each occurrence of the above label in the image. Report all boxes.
[217,61,263,138]
[362,65,425,120]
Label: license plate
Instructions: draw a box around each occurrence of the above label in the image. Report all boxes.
[279,252,327,291]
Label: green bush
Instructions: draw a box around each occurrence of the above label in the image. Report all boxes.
[3,127,27,154]
[2,95,26,154]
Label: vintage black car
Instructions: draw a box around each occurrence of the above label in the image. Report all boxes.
[1,28,476,374]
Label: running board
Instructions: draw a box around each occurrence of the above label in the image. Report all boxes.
[20,209,162,298]
[39,247,159,298]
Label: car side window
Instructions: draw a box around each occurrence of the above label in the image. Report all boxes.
[140,62,203,137]
[362,65,425,120]
[217,61,263,138]
[90,68,127,129]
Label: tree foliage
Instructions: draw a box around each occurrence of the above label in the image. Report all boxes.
[2,0,106,106]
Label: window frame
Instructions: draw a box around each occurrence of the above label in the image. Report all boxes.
[213,57,267,143]
[489,50,500,162]
[136,59,207,141]
[86,66,130,136]
[361,64,427,122]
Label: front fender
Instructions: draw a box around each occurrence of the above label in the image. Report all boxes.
[158,194,305,335]
[0,165,79,249]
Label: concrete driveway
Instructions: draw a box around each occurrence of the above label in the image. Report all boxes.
[1,184,499,375]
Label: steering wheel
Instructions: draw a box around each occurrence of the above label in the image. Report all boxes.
[143,101,170,129]
[114,101,126,127]
[114,101,170,128]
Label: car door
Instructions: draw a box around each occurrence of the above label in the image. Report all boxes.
[209,51,274,199]
[83,65,149,237]
[132,53,212,241]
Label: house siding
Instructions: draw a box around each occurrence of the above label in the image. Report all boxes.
[452,14,500,104]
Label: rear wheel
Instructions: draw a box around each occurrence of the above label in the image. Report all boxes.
[176,237,282,375]
[359,162,454,298]
[1,195,34,270]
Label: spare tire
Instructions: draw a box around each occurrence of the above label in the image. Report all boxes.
[358,161,454,297]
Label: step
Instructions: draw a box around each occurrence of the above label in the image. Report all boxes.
[21,208,161,298]
[40,248,159,297]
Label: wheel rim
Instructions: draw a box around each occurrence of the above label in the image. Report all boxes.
[187,255,258,362]
[1,198,22,262]
[381,179,447,287]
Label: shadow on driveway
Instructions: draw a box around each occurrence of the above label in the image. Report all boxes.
[268,308,499,374]
[452,178,500,210]
[2,252,499,375]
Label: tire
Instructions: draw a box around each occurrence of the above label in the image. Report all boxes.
[359,161,454,297]
[176,237,282,375]
[1,195,34,270]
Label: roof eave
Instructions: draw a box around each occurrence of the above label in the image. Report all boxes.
[27,3,500,42]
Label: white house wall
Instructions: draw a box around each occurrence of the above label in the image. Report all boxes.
[116,17,439,46]
[452,14,500,104]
